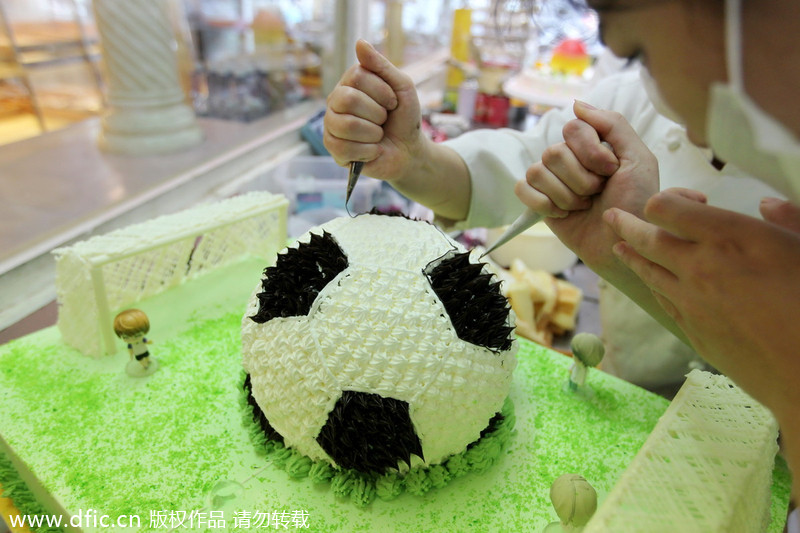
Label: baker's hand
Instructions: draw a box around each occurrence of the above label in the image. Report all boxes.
[760,196,800,233]
[517,101,660,274]
[323,40,425,182]
[517,101,618,218]
[605,189,800,422]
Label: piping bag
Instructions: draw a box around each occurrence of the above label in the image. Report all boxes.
[480,208,543,258]
[482,141,616,258]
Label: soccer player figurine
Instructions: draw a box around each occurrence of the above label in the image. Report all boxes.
[113,308,158,377]
[543,473,598,532]
[568,332,605,392]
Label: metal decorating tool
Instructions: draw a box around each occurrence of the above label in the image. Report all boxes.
[346,161,364,206]
[480,208,544,258]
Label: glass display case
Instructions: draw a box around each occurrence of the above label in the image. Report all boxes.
[0,0,566,145]
[0,0,103,144]
[0,0,460,144]
[185,0,458,121]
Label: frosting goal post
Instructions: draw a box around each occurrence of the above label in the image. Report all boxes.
[53,192,288,356]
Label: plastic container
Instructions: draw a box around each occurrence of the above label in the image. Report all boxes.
[252,156,381,215]
[457,78,478,122]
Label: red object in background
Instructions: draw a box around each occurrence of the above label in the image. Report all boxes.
[553,38,588,57]
[474,92,509,127]
[551,38,591,76]
[486,94,510,127]
[474,92,490,123]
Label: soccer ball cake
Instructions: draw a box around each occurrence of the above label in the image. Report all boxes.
[0,194,787,530]
[241,213,517,490]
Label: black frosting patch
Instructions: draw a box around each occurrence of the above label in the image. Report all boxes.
[425,252,515,352]
[316,391,423,474]
[250,231,348,323]
[367,207,413,219]
[475,411,505,444]
[243,373,284,444]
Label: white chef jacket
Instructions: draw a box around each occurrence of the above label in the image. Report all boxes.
[441,68,783,389]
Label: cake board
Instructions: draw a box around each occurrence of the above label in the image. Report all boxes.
[0,258,792,532]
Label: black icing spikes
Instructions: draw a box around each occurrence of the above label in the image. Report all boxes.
[316,391,424,474]
[425,252,514,352]
[367,207,410,218]
[250,231,348,323]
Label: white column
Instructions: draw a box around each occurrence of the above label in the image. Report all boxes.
[323,0,371,96]
[93,0,202,155]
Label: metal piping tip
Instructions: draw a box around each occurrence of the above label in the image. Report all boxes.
[346,161,364,205]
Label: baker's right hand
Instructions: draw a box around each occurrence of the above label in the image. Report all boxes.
[518,101,660,274]
[323,40,425,182]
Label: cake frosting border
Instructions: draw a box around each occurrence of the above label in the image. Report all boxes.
[239,370,516,508]
[0,449,62,533]
[0,256,791,532]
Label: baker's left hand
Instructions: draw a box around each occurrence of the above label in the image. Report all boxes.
[603,188,800,424]
[760,196,800,233]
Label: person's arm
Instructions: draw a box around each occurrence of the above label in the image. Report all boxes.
[606,191,800,499]
[515,101,691,345]
[323,40,471,221]
[437,71,659,230]
[324,40,596,229]
[390,136,472,223]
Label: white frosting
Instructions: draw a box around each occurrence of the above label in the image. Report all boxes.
[585,370,779,532]
[54,192,288,356]
[241,215,518,468]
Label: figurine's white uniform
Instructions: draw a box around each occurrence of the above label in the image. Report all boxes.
[441,68,783,391]
[127,338,150,361]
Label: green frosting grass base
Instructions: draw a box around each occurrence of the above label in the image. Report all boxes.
[0,451,62,533]
[0,259,791,532]
[239,378,516,508]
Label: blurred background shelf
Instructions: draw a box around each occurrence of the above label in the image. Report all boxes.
[0,0,102,144]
